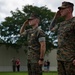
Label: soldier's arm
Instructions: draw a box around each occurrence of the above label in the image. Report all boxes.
[49,17,57,31]
[20,20,29,35]
[37,30,46,65]
[39,41,46,59]
[38,30,46,60]
[49,10,61,31]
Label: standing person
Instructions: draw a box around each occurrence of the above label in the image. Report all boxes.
[46,60,50,72]
[11,57,16,72]
[16,58,20,72]
[43,61,47,72]
[20,13,46,75]
[49,1,75,75]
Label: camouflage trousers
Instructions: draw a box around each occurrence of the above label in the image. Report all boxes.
[27,63,42,75]
[57,60,75,75]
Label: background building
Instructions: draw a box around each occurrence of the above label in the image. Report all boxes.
[0,44,57,72]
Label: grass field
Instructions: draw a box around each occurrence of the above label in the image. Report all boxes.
[0,72,58,75]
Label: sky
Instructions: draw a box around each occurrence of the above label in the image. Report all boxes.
[0,0,75,23]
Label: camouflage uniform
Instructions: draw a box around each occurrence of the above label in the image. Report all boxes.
[54,17,75,75]
[49,1,75,75]
[22,27,45,75]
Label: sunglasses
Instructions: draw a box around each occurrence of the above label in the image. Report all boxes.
[59,8,67,10]
[59,6,70,10]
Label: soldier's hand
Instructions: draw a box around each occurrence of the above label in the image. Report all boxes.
[73,59,75,65]
[54,10,61,19]
[24,20,29,25]
[38,60,43,65]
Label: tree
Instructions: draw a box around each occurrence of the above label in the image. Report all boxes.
[0,5,57,52]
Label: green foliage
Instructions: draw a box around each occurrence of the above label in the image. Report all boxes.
[0,5,57,52]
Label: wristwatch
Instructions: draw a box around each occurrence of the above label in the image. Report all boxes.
[39,58,44,61]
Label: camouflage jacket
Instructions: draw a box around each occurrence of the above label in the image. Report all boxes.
[22,27,45,63]
[54,17,75,61]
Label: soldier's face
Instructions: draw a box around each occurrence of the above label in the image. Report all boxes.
[29,18,38,26]
[59,7,70,17]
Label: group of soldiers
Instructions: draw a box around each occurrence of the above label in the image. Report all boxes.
[20,1,75,75]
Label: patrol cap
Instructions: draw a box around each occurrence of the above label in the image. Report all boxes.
[58,1,74,9]
[28,13,39,20]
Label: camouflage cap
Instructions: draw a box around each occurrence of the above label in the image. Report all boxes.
[58,1,74,9]
[28,13,39,20]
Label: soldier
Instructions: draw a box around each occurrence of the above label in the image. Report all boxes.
[49,1,75,75]
[20,13,46,75]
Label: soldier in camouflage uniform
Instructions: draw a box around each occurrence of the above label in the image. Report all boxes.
[20,13,46,75]
[50,1,75,75]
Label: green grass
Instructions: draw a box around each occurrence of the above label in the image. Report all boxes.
[0,72,58,75]
[44,72,58,75]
